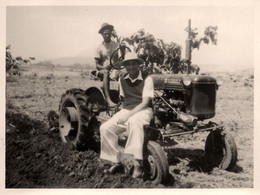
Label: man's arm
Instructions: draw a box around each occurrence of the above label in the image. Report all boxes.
[95,58,110,71]
[117,96,152,125]
[95,45,111,71]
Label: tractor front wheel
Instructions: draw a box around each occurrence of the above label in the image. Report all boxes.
[205,129,237,170]
[143,141,169,184]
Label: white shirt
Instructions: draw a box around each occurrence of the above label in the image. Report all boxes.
[119,70,154,98]
[95,41,119,66]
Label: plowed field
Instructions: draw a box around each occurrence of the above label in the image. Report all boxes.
[5,66,254,188]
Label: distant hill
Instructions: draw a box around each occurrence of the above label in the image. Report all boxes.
[199,63,254,73]
[31,56,95,70]
[50,57,94,66]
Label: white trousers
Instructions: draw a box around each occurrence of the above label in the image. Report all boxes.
[100,108,153,163]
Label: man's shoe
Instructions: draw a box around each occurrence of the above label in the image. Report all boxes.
[104,163,122,174]
[132,165,143,178]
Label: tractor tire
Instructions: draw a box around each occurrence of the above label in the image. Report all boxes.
[143,141,169,184]
[58,88,98,151]
[205,129,237,170]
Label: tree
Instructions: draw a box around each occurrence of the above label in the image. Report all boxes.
[112,24,217,74]
[185,25,218,50]
[6,45,34,77]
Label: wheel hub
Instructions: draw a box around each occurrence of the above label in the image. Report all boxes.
[147,155,157,179]
[59,107,78,143]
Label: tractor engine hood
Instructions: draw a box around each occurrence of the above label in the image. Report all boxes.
[150,74,217,91]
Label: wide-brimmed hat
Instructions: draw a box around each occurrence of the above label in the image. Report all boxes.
[98,23,114,34]
[119,52,144,67]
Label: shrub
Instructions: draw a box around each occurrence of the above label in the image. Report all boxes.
[6,45,35,78]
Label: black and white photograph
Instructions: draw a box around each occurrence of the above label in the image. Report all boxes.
[1,0,259,193]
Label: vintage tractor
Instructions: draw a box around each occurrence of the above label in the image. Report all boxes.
[58,20,237,184]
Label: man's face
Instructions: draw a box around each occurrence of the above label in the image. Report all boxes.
[124,60,140,77]
[102,29,112,43]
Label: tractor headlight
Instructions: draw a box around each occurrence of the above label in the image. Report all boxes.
[216,77,223,86]
[216,77,223,90]
[182,77,192,87]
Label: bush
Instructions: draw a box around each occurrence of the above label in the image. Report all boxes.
[112,24,217,74]
[6,45,35,78]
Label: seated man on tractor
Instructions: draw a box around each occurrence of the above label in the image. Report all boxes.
[99,52,154,178]
[94,23,124,108]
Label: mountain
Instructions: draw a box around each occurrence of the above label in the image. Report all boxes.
[49,47,96,66]
[50,56,94,66]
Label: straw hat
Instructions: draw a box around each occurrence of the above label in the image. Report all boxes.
[119,52,144,66]
[98,23,114,34]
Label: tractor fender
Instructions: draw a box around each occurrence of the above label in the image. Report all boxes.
[85,87,105,99]
[84,87,106,109]
[85,85,120,106]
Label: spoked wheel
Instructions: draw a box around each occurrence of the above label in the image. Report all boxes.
[205,129,237,170]
[58,88,99,151]
[143,141,169,184]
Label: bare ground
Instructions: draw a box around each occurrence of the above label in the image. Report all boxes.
[5,66,254,188]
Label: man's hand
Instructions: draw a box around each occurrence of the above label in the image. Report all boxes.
[104,64,111,70]
[103,60,112,70]
[117,115,129,125]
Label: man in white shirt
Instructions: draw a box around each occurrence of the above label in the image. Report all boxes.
[94,23,119,108]
[99,52,154,178]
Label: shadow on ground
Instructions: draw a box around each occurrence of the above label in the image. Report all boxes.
[166,147,243,174]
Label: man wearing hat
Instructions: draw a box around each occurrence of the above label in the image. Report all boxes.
[99,52,154,178]
[95,23,120,108]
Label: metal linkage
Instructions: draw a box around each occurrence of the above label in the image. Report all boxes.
[161,124,224,138]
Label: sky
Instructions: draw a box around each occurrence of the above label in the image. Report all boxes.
[4,1,256,72]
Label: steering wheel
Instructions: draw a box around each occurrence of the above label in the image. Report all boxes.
[110,46,131,70]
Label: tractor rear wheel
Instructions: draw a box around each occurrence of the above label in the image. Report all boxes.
[58,88,99,151]
[143,141,169,184]
[205,129,237,170]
